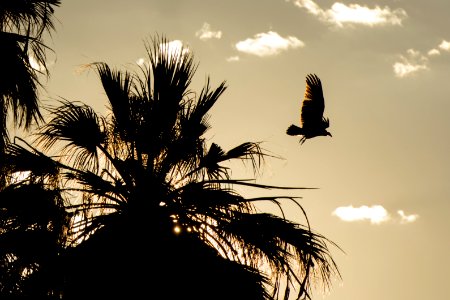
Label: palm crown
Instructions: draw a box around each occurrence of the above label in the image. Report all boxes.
[1,36,341,299]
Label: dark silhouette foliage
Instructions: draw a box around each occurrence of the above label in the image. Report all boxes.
[0,14,341,299]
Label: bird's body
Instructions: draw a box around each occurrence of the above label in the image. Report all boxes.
[286,74,331,144]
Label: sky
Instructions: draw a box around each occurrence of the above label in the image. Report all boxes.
[35,0,450,299]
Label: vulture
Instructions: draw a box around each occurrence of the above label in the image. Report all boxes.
[286,74,332,144]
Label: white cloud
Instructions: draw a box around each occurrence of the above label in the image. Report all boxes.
[393,49,428,78]
[195,22,222,40]
[424,40,450,57]
[159,40,189,61]
[136,57,146,66]
[438,40,450,51]
[332,205,390,224]
[29,56,46,72]
[332,205,419,225]
[427,49,440,56]
[397,210,419,224]
[393,62,427,78]
[235,31,304,57]
[226,56,240,62]
[290,0,407,27]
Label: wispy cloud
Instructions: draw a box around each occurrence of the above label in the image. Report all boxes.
[235,31,304,57]
[394,39,450,77]
[393,49,428,78]
[289,0,407,27]
[397,210,419,224]
[226,56,240,62]
[332,205,419,225]
[195,22,222,41]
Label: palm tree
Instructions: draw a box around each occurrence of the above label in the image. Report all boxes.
[0,140,69,299]
[4,35,341,299]
[0,0,60,157]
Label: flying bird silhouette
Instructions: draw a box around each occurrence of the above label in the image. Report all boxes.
[286,74,332,144]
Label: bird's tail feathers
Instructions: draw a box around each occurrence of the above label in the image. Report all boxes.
[286,125,303,136]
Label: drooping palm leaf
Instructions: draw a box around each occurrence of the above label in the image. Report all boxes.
[36,100,107,171]
[0,32,41,129]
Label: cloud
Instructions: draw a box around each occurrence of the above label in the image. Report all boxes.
[395,39,450,77]
[393,49,428,78]
[159,40,189,61]
[427,49,440,56]
[332,205,419,225]
[438,40,450,51]
[195,22,222,40]
[29,56,46,72]
[226,56,240,62]
[289,0,407,27]
[332,205,390,224]
[235,31,304,57]
[425,40,450,57]
[397,210,419,224]
[136,57,146,66]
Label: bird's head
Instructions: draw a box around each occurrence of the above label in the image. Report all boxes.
[319,129,332,137]
[316,127,332,137]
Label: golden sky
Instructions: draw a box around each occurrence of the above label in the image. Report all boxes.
[40,1,450,299]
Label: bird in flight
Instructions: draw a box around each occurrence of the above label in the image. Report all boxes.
[286,73,332,144]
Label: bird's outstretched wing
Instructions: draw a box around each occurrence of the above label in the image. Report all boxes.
[300,74,325,128]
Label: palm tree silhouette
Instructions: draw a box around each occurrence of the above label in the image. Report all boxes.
[1,35,341,299]
[0,140,68,299]
[0,0,60,157]
[286,74,332,144]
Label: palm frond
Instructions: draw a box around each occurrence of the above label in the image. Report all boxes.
[0,0,60,36]
[0,183,66,230]
[1,138,60,186]
[63,169,126,207]
[36,100,106,171]
[228,142,265,173]
[93,63,137,143]
[216,212,341,299]
[187,77,227,124]
[196,142,229,179]
[143,35,197,139]
[0,31,42,129]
